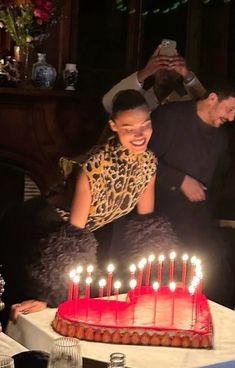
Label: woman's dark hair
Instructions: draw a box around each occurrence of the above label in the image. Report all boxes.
[111,89,149,119]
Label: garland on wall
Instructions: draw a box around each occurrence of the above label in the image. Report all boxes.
[115,0,231,16]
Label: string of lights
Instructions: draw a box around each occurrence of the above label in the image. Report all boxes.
[115,0,231,16]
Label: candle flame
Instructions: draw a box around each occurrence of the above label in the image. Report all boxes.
[169,281,176,291]
[189,285,195,294]
[107,264,115,273]
[76,265,83,274]
[73,275,80,284]
[191,256,197,265]
[69,269,76,279]
[169,251,176,260]
[158,254,165,263]
[148,254,155,263]
[87,265,94,273]
[114,280,121,290]
[153,281,160,290]
[85,276,92,285]
[98,278,106,288]
[182,254,189,261]
[130,279,137,289]
[129,264,136,273]
[138,258,146,269]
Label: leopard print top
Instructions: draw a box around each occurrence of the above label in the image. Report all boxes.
[56,136,157,231]
[83,136,157,231]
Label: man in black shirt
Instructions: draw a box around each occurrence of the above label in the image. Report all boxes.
[150,82,235,308]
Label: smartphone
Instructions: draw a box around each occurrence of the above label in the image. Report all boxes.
[159,39,177,57]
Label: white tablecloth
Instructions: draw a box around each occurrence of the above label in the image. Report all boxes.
[6,301,235,368]
[0,332,27,356]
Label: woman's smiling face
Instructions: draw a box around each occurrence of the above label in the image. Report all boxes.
[109,106,152,154]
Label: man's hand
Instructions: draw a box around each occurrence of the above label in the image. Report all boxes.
[180,175,207,202]
[168,55,189,78]
[137,46,171,82]
[10,299,47,323]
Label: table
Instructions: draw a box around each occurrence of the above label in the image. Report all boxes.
[0,332,27,356]
[6,301,235,368]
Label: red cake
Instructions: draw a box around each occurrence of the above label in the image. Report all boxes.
[52,255,213,348]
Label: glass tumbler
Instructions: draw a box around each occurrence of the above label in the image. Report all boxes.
[47,337,82,368]
[0,355,14,368]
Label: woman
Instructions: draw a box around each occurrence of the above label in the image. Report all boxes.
[9,90,178,321]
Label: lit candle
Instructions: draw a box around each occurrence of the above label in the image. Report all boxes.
[68,269,76,301]
[169,281,176,326]
[145,254,155,286]
[157,254,165,285]
[106,264,115,298]
[98,278,106,298]
[181,254,188,288]
[85,276,92,299]
[86,264,94,277]
[137,258,146,288]
[129,279,137,325]
[190,256,197,282]
[169,251,176,282]
[129,264,136,280]
[153,281,159,325]
[189,285,196,328]
[114,280,121,300]
[73,275,80,300]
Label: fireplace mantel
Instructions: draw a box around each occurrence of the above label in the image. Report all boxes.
[0,87,82,193]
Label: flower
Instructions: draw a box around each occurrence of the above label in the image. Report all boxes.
[0,0,58,46]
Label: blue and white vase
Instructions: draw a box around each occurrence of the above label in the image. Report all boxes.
[32,53,56,89]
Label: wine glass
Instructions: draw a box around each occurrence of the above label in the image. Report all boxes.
[47,337,82,368]
[0,355,14,368]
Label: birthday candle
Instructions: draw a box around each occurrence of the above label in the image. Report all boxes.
[85,276,92,299]
[106,264,115,298]
[129,264,136,280]
[157,254,165,285]
[114,280,121,300]
[73,275,80,300]
[137,258,146,288]
[129,279,137,325]
[145,254,155,286]
[68,269,76,301]
[169,281,176,326]
[190,256,197,281]
[153,281,159,325]
[181,254,188,288]
[189,285,196,328]
[169,251,176,282]
[98,278,106,298]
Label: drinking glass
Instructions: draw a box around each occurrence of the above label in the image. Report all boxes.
[47,337,82,368]
[0,355,14,368]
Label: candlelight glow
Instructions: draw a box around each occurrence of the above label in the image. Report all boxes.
[148,254,155,263]
[129,264,136,273]
[130,279,137,289]
[191,256,197,265]
[153,281,160,291]
[69,269,76,279]
[114,280,121,290]
[169,281,176,291]
[169,251,176,260]
[87,265,94,273]
[99,278,106,288]
[85,276,92,285]
[189,285,195,294]
[73,275,80,284]
[182,254,189,262]
[138,258,146,269]
[192,276,200,287]
[107,264,115,273]
[158,254,165,263]
[76,266,83,274]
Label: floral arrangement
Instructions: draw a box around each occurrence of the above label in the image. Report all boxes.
[0,0,59,47]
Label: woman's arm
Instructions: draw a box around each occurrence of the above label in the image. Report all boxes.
[70,170,92,228]
[136,174,156,215]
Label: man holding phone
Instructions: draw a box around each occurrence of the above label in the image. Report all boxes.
[102,39,206,113]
